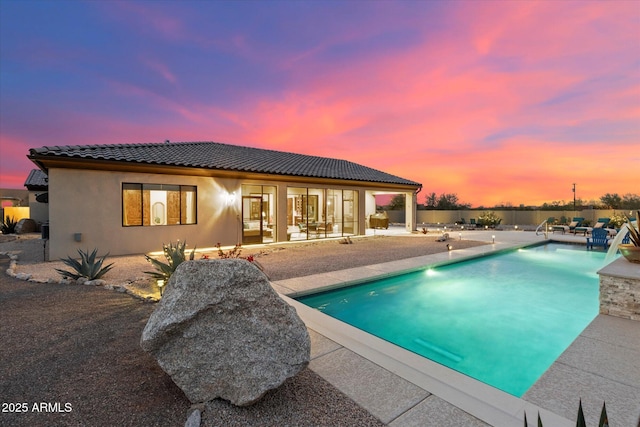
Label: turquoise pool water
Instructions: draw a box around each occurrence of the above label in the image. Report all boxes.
[297,243,613,397]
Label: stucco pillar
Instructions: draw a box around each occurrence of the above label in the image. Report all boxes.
[358,189,367,236]
[405,191,417,232]
[276,183,289,242]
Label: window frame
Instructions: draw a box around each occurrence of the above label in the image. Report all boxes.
[122,182,197,227]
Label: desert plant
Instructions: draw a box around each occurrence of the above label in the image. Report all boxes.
[609,212,627,229]
[524,400,608,427]
[216,242,243,258]
[477,211,502,228]
[144,240,196,282]
[56,248,114,280]
[624,210,640,246]
[214,242,265,273]
[1,215,18,234]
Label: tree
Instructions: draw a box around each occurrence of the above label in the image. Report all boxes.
[424,192,437,208]
[423,192,470,210]
[386,194,405,210]
[621,193,640,209]
[600,193,622,209]
[436,193,460,209]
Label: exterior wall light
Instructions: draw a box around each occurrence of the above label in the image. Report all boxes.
[225,191,236,206]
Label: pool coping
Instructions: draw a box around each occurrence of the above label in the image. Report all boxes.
[272,234,585,426]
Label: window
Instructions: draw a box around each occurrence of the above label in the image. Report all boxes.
[123,183,196,226]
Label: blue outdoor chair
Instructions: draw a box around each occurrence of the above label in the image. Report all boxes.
[586,228,609,250]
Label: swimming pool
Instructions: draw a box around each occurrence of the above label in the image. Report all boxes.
[297,243,612,397]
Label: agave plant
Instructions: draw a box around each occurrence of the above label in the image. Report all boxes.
[144,240,196,282]
[524,399,609,427]
[624,210,640,247]
[1,215,18,234]
[56,248,114,280]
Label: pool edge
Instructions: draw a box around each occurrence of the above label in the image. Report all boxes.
[283,294,574,427]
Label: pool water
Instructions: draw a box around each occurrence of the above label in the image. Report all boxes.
[297,243,613,397]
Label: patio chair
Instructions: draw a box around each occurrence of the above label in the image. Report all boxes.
[552,217,584,234]
[297,222,307,234]
[575,218,610,236]
[468,219,477,229]
[586,228,609,250]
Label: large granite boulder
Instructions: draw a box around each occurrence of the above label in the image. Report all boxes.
[140,259,310,406]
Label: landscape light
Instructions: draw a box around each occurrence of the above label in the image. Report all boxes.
[157,279,165,296]
[447,244,453,251]
[492,235,495,244]
[458,232,462,240]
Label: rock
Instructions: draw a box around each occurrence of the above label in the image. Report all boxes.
[141,259,310,406]
[15,218,37,234]
[184,409,201,427]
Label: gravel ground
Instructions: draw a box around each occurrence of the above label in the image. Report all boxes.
[0,233,486,427]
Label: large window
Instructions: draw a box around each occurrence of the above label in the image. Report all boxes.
[287,187,358,241]
[122,183,196,226]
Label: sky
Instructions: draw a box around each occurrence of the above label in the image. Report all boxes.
[1,0,638,207]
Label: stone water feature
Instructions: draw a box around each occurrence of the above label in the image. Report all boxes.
[598,223,640,320]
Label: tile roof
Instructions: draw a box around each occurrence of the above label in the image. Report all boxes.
[29,141,421,187]
[24,168,48,189]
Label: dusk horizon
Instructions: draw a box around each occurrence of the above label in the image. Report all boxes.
[1,1,638,207]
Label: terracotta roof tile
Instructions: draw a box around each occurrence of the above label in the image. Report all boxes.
[29,141,420,187]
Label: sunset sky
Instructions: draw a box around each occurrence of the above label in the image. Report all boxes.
[1,1,638,207]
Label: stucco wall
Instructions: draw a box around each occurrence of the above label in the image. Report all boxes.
[47,168,242,259]
[46,168,418,259]
[382,209,628,227]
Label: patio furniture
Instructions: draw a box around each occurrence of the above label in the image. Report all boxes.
[586,228,609,250]
[316,222,333,236]
[575,218,611,236]
[552,217,584,234]
[369,212,389,229]
[621,230,631,244]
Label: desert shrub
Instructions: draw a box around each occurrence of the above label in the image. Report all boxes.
[56,248,114,280]
[144,240,196,282]
[1,216,18,234]
[216,242,243,258]
[477,211,502,228]
[609,212,627,229]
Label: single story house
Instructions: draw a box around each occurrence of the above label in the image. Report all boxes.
[24,168,49,226]
[28,141,422,260]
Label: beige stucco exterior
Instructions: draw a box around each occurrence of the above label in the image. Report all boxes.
[45,166,419,260]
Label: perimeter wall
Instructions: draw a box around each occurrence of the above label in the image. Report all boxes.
[383,209,630,227]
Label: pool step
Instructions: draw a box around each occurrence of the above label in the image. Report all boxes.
[414,338,463,363]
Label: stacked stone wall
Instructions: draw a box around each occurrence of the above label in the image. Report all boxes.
[599,274,640,320]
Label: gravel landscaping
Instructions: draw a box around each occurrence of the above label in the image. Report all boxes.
[0,233,486,426]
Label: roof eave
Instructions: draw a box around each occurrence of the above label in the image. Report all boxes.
[27,155,421,190]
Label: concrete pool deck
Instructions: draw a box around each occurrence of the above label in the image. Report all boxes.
[272,230,640,426]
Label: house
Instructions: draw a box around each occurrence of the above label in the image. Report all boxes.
[24,169,49,226]
[27,141,421,260]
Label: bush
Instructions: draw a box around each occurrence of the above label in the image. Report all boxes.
[477,211,502,228]
[1,216,18,234]
[56,248,114,280]
[609,212,627,229]
[144,240,196,282]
